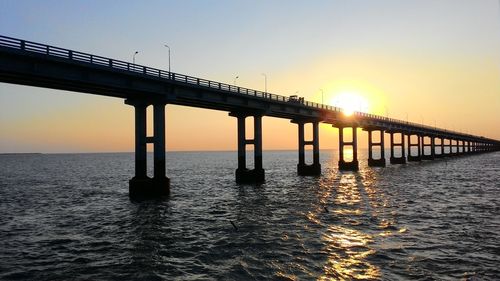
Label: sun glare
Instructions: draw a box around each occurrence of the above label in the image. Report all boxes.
[331,93,369,116]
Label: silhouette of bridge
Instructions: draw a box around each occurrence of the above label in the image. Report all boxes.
[1,35,498,199]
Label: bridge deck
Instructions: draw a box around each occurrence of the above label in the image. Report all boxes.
[0,35,497,144]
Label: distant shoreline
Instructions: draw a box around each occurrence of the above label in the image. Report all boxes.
[0,153,43,155]
[0,149,343,155]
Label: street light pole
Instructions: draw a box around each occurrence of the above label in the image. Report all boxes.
[164,44,171,74]
[133,51,138,65]
[132,51,138,71]
[261,73,267,94]
[233,76,239,86]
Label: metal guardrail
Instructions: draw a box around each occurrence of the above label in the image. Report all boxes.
[0,35,484,140]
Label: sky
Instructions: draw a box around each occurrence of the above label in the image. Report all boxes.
[1,0,499,153]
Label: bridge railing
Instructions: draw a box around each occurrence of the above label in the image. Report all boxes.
[0,35,476,139]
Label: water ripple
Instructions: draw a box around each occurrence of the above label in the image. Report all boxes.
[0,151,499,280]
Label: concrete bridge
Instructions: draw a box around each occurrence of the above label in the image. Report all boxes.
[1,35,498,199]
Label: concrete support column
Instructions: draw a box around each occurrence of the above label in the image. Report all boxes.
[313,122,320,166]
[419,135,423,157]
[461,140,466,155]
[367,129,386,167]
[231,112,265,184]
[254,115,263,171]
[402,133,406,159]
[338,126,359,171]
[237,116,246,170]
[390,132,394,160]
[390,132,406,164]
[381,132,386,163]
[133,103,147,179]
[431,137,435,158]
[153,103,166,180]
[298,122,305,166]
[295,120,321,175]
[441,137,445,157]
[368,130,373,160]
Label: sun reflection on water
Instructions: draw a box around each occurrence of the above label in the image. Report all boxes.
[317,170,382,280]
[288,161,406,279]
[320,225,380,280]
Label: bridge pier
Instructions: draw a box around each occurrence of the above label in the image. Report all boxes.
[422,135,435,160]
[443,138,451,156]
[433,137,443,158]
[230,112,265,184]
[366,129,386,167]
[338,126,359,171]
[451,139,458,156]
[126,99,169,200]
[390,132,406,164]
[440,137,447,157]
[407,134,422,162]
[294,120,321,176]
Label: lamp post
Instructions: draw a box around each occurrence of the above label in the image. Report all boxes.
[133,51,138,71]
[261,73,267,94]
[133,51,138,64]
[164,44,171,74]
[233,76,239,86]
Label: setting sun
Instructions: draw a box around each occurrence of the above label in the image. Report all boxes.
[331,93,369,116]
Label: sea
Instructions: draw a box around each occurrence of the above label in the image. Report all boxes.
[0,150,498,280]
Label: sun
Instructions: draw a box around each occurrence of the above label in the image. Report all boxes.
[330,92,369,116]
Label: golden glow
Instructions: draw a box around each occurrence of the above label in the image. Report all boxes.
[331,92,369,116]
[316,173,381,280]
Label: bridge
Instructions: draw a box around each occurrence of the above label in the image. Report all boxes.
[1,35,499,199]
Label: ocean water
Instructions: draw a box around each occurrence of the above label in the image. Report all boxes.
[0,150,498,280]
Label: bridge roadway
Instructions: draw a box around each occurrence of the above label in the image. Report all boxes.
[1,35,499,199]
